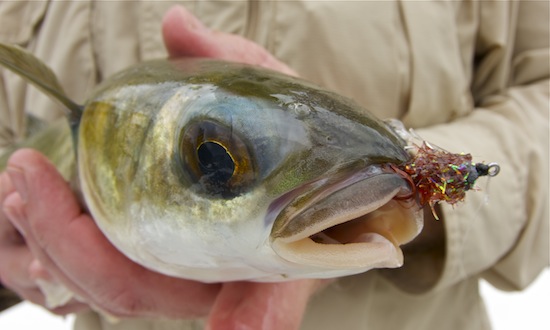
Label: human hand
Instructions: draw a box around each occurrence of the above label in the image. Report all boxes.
[162,5,297,77]
[0,149,221,318]
[0,161,88,315]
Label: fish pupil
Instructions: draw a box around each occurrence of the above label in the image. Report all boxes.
[197,141,235,185]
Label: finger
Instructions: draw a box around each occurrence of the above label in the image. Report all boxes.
[0,170,15,202]
[2,187,89,315]
[2,187,94,313]
[0,241,36,289]
[4,150,101,303]
[7,149,221,318]
[5,149,129,308]
[206,280,320,330]
[0,174,37,290]
[162,6,297,76]
[15,284,89,316]
[8,282,88,316]
[9,256,89,315]
[2,183,82,288]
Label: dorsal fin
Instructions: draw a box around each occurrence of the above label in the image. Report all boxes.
[0,43,82,126]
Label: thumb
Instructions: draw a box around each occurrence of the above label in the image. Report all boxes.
[161,6,296,76]
[206,280,321,330]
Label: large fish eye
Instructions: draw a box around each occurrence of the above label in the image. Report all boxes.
[180,121,256,197]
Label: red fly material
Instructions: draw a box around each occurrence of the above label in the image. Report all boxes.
[396,142,500,220]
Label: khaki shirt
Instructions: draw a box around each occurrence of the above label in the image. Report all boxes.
[0,1,548,329]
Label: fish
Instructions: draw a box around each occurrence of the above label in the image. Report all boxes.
[0,43,425,284]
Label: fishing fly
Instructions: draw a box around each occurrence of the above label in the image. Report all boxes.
[387,120,501,219]
[401,142,499,218]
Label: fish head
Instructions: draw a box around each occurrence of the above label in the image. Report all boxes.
[77,59,422,282]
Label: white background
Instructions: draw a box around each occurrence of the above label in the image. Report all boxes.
[0,269,548,330]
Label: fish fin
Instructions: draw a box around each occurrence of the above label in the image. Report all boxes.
[25,113,50,137]
[0,118,74,180]
[0,43,83,125]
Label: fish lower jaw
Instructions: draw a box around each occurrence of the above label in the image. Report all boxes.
[272,232,404,270]
[271,199,422,271]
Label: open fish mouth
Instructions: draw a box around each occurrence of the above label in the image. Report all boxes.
[270,165,423,271]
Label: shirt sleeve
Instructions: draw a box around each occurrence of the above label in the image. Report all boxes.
[0,2,49,154]
[416,0,549,291]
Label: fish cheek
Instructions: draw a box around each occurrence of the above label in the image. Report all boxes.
[262,148,334,199]
[78,100,150,227]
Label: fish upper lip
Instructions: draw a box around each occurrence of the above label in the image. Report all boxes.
[268,164,423,270]
[270,164,416,240]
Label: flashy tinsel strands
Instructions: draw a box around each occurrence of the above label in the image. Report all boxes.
[399,142,500,219]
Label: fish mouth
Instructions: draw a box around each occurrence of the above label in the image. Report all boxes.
[270,165,422,272]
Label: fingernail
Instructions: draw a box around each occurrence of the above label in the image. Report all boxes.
[7,166,28,202]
